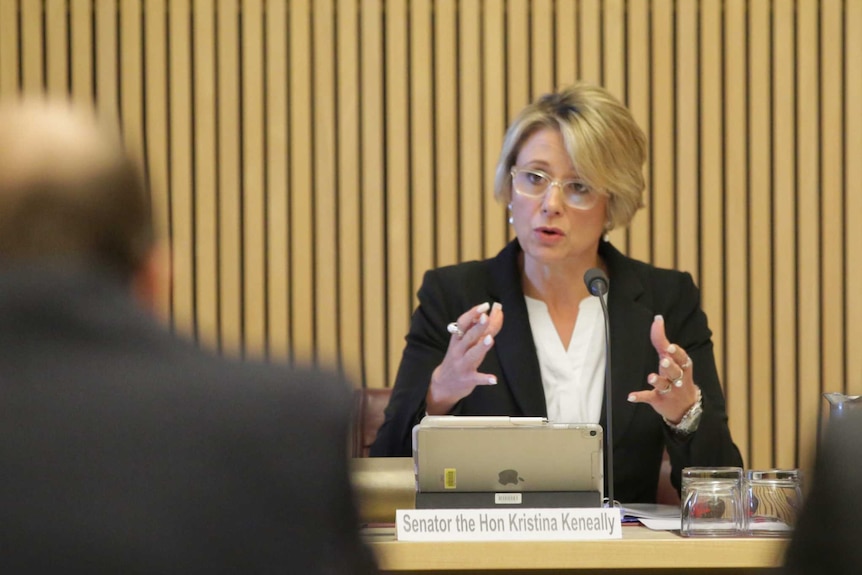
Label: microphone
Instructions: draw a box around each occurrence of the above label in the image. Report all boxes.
[584,268,609,297]
[584,267,615,509]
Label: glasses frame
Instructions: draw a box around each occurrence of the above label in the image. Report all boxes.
[509,166,601,211]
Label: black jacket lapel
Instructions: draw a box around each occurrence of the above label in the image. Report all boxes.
[488,241,549,417]
[600,241,655,447]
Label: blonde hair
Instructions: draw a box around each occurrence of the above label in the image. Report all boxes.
[493,84,647,231]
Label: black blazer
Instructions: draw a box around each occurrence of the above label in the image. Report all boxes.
[0,264,377,574]
[371,240,742,503]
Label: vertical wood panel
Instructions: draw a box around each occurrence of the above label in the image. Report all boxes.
[70,0,93,106]
[556,0,578,87]
[482,0,507,257]
[578,0,601,84]
[410,0,435,296]
[242,0,267,358]
[848,0,862,397]
[385,0,411,384]
[267,0,291,361]
[144,0,171,318]
[289,0,314,364]
[624,0,649,261]
[508,0,530,117]
[650,0,674,270]
[820,0,845,405]
[120,0,145,164]
[675,0,699,279]
[748,0,774,469]
[312,0,339,366]
[699,0,725,395]
[0,0,18,97]
[531,0,554,94]
[360,0,387,387]
[700,0,728,400]
[336,0,362,383]
[724,0,749,465]
[602,0,624,124]
[20,0,42,93]
[602,0,628,251]
[796,0,821,472]
[460,0,483,262]
[45,0,69,97]
[168,0,194,337]
[435,0,459,267]
[193,0,218,351]
[772,0,798,468]
[96,0,118,119]
[217,0,243,355]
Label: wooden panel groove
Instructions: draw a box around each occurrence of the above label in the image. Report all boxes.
[266,0,291,361]
[217,0,243,355]
[243,0,267,358]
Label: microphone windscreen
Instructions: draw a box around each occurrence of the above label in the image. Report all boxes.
[584,268,609,296]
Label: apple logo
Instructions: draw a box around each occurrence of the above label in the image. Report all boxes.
[498,469,525,486]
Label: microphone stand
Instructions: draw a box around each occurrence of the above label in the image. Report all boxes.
[597,292,614,509]
[584,268,615,509]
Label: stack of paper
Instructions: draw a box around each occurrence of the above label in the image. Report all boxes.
[620,503,681,531]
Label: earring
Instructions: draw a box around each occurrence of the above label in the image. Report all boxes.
[507,203,513,225]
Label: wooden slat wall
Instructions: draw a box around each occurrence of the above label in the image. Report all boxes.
[2,0,861,473]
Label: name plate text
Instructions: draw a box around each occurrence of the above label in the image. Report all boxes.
[396,507,622,541]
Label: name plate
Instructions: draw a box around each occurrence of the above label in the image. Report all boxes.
[396,507,622,541]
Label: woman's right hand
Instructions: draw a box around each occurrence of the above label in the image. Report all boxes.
[425,301,504,414]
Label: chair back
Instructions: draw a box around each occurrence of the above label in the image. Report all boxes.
[351,388,392,457]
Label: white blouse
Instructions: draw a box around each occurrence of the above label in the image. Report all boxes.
[524,293,607,424]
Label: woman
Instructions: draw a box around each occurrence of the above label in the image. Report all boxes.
[370,84,742,503]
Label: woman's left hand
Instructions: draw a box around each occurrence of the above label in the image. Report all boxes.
[626,314,698,424]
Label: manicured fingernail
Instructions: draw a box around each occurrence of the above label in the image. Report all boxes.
[627,394,637,402]
[480,313,488,325]
[654,314,664,322]
[476,302,491,313]
[666,344,677,354]
[674,379,684,388]
[488,376,498,385]
[492,302,503,312]
[647,374,658,384]
[483,334,493,346]
[660,358,671,369]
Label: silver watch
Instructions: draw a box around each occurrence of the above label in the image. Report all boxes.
[664,386,703,435]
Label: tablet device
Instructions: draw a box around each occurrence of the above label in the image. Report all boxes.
[412,415,603,498]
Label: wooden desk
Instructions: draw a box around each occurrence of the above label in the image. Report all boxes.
[353,458,787,574]
[364,525,787,574]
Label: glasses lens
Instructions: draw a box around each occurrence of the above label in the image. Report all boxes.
[562,181,596,209]
[512,169,549,198]
[512,168,598,210]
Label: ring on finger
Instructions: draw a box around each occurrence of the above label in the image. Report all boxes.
[671,371,685,388]
[446,322,464,339]
[657,384,673,395]
[681,358,693,370]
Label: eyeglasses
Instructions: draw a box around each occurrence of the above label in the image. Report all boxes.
[510,167,601,210]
